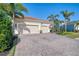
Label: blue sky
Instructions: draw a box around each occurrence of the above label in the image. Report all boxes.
[22,3,79,21]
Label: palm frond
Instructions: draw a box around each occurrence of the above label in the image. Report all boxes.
[15,11,24,18]
[61,10,74,20]
[16,3,29,13]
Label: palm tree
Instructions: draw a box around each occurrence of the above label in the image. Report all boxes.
[47,14,59,32]
[60,10,74,32]
[0,3,28,51]
[0,3,28,18]
[0,3,28,34]
[10,3,28,34]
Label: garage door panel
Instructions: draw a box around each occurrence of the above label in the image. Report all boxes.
[18,23,40,34]
[23,25,40,34]
[23,29,30,34]
[41,26,50,33]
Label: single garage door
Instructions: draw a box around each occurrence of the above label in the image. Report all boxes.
[41,26,50,33]
[18,23,40,34]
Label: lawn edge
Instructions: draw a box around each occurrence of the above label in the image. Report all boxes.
[7,45,16,56]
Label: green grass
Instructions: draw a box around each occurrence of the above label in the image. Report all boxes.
[7,37,17,56]
[58,32,79,39]
[7,45,16,56]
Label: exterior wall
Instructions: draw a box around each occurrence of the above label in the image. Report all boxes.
[60,24,74,32]
[15,18,50,34]
[17,22,40,34]
[24,22,41,30]
[75,25,79,30]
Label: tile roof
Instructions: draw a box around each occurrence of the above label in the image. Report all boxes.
[24,16,39,20]
[15,16,51,24]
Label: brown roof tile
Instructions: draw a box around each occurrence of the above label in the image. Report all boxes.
[15,16,50,24]
[24,16,39,20]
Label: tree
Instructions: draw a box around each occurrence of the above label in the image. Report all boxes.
[0,3,28,52]
[0,3,28,34]
[0,3,28,18]
[60,10,74,32]
[47,14,59,32]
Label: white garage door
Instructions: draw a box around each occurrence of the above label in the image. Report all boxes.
[42,29,50,33]
[18,23,40,34]
[41,26,50,33]
[23,25,40,34]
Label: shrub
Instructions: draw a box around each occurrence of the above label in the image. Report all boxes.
[0,9,13,52]
[0,33,7,52]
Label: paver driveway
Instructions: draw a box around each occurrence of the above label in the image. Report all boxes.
[15,33,79,56]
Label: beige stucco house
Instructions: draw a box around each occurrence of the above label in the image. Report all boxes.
[14,16,51,35]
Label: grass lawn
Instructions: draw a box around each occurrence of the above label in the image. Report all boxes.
[7,37,18,56]
[58,32,79,39]
[7,45,16,56]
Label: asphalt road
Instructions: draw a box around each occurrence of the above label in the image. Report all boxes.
[15,33,79,56]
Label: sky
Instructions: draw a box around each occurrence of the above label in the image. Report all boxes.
[22,3,79,21]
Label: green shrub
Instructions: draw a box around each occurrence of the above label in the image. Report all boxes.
[0,9,13,52]
[0,33,7,52]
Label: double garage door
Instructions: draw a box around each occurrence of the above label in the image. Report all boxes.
[18,23,40,34]
[23,25,40,34]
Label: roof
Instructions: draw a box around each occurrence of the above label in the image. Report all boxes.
[15,16,50,24]
[24,16,39,20]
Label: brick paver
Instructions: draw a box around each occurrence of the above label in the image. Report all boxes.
[15,33,79,56]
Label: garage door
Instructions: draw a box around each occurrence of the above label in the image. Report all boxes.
[41,26,50,33]
[18,23,40,34]
[23,25,40,34]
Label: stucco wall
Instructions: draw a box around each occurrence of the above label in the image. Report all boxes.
[15,18,50,34]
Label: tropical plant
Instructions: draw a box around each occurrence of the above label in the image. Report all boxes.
[47,14,60,32]
[0,9,13,52]
[0,3,28,52]
[0,3,28,34]
[60,10,74,32]
[0,3,28,18]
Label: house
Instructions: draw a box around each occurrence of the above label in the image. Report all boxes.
[14,16,51,35]
[74,22,79,32]
[60,22,74,32]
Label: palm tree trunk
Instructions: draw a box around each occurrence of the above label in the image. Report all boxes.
[11,11,15,35]
[65,23,67,32]
[74,24,76,32]
[53,21,55,32]
[10,3,15,35]
[64,20,67,32]
[13,12,15,28]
